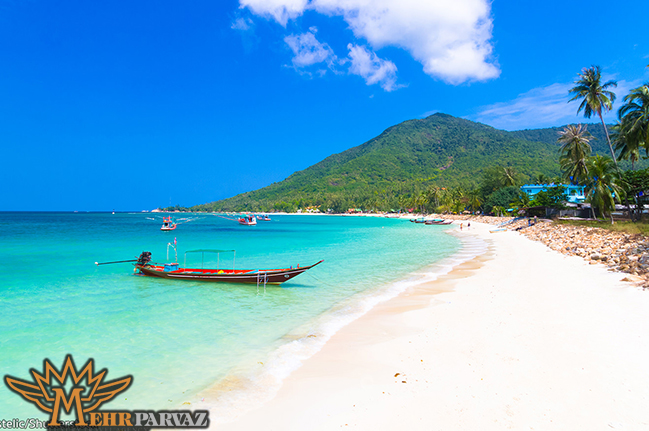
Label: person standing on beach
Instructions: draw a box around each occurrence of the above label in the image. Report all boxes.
[468,222,471,230]
[460,223,463,231]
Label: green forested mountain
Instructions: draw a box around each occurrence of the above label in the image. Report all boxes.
[512,123,610,155]
[510,123,611,151]
[513,123,645,171]
[186,115,641,213]
[191,113,578,212]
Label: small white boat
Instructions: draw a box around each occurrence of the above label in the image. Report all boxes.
[161,216,177,231]
[238,215,257,226]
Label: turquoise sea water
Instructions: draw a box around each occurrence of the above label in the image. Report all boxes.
[0,213,465,420]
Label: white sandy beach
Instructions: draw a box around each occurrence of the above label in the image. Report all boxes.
[216,222,649,430]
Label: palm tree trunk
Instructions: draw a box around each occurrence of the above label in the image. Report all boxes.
[600,112,633,220]
[599,113,619,169]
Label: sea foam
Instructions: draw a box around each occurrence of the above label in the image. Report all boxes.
[197,232,489,425]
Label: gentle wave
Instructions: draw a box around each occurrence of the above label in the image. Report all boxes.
[0,213,469,417]
[197,232,489,425]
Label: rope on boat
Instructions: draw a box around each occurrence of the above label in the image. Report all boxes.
[95,259,138,266]
[303,271,337,288]
[213,215,240,222]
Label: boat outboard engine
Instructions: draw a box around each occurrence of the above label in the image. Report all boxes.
[137,251,152,266]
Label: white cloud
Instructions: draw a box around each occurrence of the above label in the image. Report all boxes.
[470,77,644,131]
[231,16,253,31]
[239,0,308,26]
[238,0,499,84]
[470,83,576,130]
[284,28,337,70]
[282,28,400,89]
[347,44,398,91]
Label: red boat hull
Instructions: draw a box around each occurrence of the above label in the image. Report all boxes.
[135,260,323,284]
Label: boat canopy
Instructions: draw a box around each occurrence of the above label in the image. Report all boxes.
[185,249,235,254]
[184,249,236,269]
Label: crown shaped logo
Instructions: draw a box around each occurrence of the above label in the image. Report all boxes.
[4,355,132,426]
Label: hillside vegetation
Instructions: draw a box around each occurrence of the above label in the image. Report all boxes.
[512,124,644,171]
[187,114,618,213]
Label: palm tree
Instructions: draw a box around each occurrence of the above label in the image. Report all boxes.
[415,191,428,214]
[616,84,649,221]
[501,166,519,187]
[612,122,640,170]
[397,195,409,213]
[509,192,531,216]
[467,189,483,213]
[534,174,550,185]
[568,65,619,170]
[435,187,454,213]
[584,155,626,223]
[492,205,506,217]
[617,83,649,161]
[447,187,464,214]
[558,124,592,183]
[426,186,447,213]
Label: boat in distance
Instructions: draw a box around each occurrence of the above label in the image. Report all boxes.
[161,216,177,231]
[134,250,323,284]
[238,215,257,226]
[424,219,453,225]
[410,218,453,225]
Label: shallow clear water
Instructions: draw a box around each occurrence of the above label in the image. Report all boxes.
[0,213,462,418]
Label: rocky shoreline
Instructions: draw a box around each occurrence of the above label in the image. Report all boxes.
[518,222,649,285]
[423,214,649,288]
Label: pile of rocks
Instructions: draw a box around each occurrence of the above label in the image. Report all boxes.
[420,214,648,286]
[502,218,533,231]
[518,222,649,286]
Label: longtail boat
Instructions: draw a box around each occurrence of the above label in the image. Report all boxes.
[134,250,323,284]
[424,219,453,225]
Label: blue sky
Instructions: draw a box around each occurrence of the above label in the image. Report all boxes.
[1,0,648,211]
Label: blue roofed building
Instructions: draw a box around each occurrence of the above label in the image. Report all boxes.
[521,184,586,203]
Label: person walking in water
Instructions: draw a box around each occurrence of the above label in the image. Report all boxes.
[460,223,463,231]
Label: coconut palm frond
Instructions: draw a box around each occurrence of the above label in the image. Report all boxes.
[569,65,620,177]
